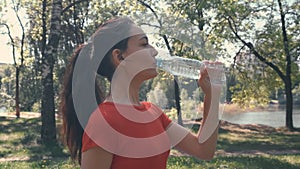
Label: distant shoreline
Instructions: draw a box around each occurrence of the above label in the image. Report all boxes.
[223,102,300,114]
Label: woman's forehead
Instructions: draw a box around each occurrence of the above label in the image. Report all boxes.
[130,34,147,41]
[129,24,145,37]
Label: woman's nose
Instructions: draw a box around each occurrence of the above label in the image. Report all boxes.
[150,45,158,57]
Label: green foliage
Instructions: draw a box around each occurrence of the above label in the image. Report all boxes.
[230,59,283,107]
[180,88,200,120]
[165,0,227,61]
[150,72,176,108]
[19,65,42,111]
[147,82,168,108]
[0,66,14,110]
[149,73,202,122]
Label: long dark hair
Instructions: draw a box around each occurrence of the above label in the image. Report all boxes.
[60,17,132,164]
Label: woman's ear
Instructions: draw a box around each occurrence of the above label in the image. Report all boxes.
[111,49,123,66]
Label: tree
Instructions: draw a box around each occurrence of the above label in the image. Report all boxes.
[40,0,62,143]
[0,0,25,118]
[38,0,127,143]
[212,0,300,130]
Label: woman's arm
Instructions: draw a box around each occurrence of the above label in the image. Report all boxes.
[173,63,222,160]
[81,147,113,169]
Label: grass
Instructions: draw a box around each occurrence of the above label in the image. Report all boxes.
[0,159,79,169]
[0,116,74,169]
[217,130,300,152]
[0,115,299,169]
[167,155,300,169]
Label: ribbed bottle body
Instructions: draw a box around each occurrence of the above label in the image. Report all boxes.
[156,56,203,79]
[156,56,226,84]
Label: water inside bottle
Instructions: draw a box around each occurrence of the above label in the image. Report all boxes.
[156,56,202,79]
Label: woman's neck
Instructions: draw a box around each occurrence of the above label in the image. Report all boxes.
[106,80,142,106]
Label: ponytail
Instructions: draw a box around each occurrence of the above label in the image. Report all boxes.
[60,44,104,164]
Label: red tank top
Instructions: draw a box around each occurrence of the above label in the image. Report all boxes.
[82,102,172,169]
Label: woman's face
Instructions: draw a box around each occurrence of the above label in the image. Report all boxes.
[120,33,159,82]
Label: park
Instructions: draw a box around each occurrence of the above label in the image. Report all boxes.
[0,0,299,168]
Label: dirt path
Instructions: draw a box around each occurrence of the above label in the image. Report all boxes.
[0,112,41,119]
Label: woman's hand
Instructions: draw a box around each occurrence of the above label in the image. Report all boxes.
[198,61,224,96]
[198,61,211,95]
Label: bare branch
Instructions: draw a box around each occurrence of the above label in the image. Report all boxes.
[139,22,160,29]
[137,0,160,25]
[286,11,299,16]
[12,0,25,66]
[0,23,16,65]
[62,0,88,14]
[278,0,292,80]
[227,17,286,82]
[137,0,173,55]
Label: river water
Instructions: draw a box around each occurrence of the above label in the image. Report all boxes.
[221,108,300,128]
[1,106,300,128]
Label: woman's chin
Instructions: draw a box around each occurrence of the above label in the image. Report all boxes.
[136,69,158,81]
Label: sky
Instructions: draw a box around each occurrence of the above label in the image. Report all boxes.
[0,39,13,64]
[0,5,24,64]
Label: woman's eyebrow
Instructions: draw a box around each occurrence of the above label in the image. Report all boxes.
[139,36,148,41]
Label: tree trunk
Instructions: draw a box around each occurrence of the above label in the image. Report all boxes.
[278,0,294,130]
[41,68,56,142]
[41,0,62,144]
[0,23,22,119]
[174,77,183,125]
[285,77,294,130]
[15,67,20,118]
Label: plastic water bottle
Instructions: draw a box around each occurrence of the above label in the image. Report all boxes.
[156,56,225,84]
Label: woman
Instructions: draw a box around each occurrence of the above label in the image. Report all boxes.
[61,17,221,169]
